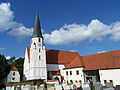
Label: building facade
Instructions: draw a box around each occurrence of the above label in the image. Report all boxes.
[24,11,47,80]
[6,66,20,83]
[23,11,120,87]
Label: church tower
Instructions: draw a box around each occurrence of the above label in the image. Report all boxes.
[24,11,47,80]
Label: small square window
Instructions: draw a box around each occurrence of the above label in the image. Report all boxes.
[110,80,113,83]
[79,80,82,84]
[104,80,107,83]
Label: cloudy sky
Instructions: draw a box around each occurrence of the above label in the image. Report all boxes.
[1,0,120,57]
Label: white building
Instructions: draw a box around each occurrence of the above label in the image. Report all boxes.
[23,11,120,87]
[6,66,20,83]
[24,11,47,80]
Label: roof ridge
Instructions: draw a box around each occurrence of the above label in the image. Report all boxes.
[83,50,120,57]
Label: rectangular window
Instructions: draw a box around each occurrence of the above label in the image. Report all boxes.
[67,80,68,84]
[39,38,41,42]
[76,70,79,75]
[70,80,73,84]
[79,80,82,84]
[70,71,72,75]
[104,80,107,83]
[75,80,78,83]
[13,72,15,76]
[109,80,113,83]
[66,71,68,75]
[39,56,41,60]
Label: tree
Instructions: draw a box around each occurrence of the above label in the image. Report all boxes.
[7,56,16,64]
[0,54,10,83]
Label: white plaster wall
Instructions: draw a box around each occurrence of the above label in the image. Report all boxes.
[47,64,65,71]
[26,37,47,80]
[99,69,120,86]
[63,67,84,84]
[23,48,30,80]
[7,71,20,83]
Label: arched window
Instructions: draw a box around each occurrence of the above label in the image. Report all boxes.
[54,77,60,82]
[34,43,36,49]
[39,38,40,42]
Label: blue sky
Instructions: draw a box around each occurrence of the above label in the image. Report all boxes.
[1,0,120,58]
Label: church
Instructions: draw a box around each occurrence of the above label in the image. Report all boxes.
[23,11,120,87]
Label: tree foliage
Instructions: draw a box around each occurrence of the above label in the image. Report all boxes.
[0,54,10,83]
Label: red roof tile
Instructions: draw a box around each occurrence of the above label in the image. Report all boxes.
[25,47,120,71]
[10,66,17,71]
[6,82,32,86]
[26,48,79,64]
[51,71,61,75]
[65,56,83,69]
[82,50,120,70]
[46,49,80,64]
[47,80,58,82]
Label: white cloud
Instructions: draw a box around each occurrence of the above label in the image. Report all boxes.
[1,3,120,45]
[0,3,33,40]
[6,56,10,59]
[0,48,5,51]
[97,51,107,53]
[44,20,120,45]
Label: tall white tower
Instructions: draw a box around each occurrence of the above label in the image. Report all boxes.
[24,11,47,80]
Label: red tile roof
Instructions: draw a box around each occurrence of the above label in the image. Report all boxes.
[51,71,61,76]
[65,56,83,69]
[64,50,120,70]
[25,47,120,71]
[46,49,80,64]
[6,82,32,86]
[82,50,120,70]
[47,80,58,82]
[10,66,17,71]
[26,47,80,64]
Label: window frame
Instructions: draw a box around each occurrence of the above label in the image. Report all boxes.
[70,71,72,75]
[76,70,79,75]
[13,72,15,76]
[66,71,68,75]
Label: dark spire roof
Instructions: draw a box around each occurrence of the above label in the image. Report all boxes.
[32,11,43,38]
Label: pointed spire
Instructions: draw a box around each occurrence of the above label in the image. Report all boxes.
[32,11,43,38]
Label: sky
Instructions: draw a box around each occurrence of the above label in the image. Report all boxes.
[1,0,120,58]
